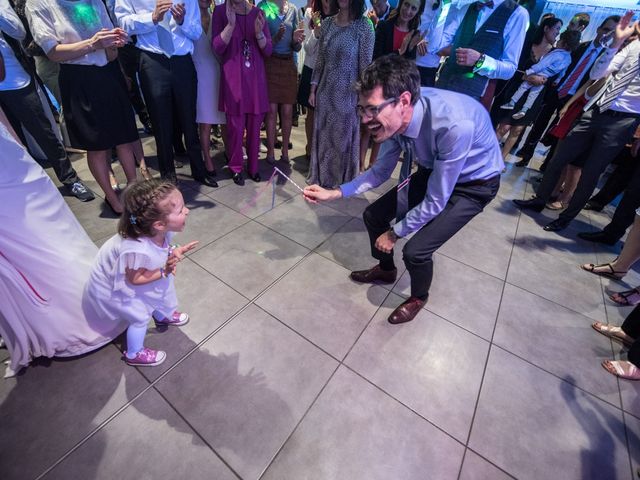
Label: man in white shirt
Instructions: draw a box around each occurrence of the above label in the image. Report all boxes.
[514,15,619,168]
[0,0,94,201]
[115,0,218,187]
[514,11,640,233]
[415,0,444,87]
[435,0,529,103]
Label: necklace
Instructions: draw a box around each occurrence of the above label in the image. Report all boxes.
[241,2,251,68]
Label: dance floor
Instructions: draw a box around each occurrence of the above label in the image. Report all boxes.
[2,121,639,480]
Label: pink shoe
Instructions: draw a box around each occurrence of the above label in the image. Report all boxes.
[153,310,190,326]
[124,347,166,366]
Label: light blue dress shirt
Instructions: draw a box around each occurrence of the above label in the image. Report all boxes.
[340,87,504,237]
[115,0,202,56]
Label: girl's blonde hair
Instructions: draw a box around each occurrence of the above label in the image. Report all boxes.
[117,179,177,240]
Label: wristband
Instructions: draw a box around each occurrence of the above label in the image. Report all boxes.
[160,267,167,278]
[474,53,486,69]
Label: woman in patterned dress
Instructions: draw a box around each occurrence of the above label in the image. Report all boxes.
[307,0,374,188]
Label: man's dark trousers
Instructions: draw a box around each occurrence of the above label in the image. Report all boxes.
[363,167,499,299]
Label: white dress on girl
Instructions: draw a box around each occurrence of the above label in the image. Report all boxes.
[83,233,178,329]
[0,114,125,376]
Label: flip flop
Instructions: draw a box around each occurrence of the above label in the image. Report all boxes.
[580,262,627,280]
[602,360,640,380]
[608,287,640,306]
[591,322,633,346]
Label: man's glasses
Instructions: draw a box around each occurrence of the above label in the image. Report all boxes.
[356,97,398,119]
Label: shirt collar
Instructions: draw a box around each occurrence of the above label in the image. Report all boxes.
[400,97,426,140]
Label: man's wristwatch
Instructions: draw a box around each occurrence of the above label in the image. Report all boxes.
[388,229,398,241]
[474,53,486,69]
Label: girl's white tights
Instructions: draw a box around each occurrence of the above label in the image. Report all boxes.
[125,324,147,359]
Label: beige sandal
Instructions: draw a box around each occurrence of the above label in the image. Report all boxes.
[591,322,633,346]
[602,360,640,380]
[580,262,627,280]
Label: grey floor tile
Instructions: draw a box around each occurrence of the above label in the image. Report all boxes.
[133,257,249,381]
[507,242,605,321]
[618,356,640,419]
[155,305,337,479]
[497,168,530,201]
[189,221,309,299]
[256,195,352,249]
[314,216,407,278]
[515,213,597,265]
[262,366,465,480]
[207,174,296,219]
[44,388,237,480]
[469,346,631,480]
[70,199,119,241]
[324,190,381,218]
[393,253,504,340]
[173,191,249,254]
[0,344,149,480]
[624,413,640,479]
[346,293,490,442]
[438,220,514,280]
[256,253,389,359]
[494,284,621,406]
[459,449,516,480]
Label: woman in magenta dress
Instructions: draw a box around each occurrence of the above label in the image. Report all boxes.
[212,0,272,186]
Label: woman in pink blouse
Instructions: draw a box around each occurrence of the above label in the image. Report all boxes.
[212,0,272,186]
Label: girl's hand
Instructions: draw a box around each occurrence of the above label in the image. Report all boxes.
[398,30,413,56]
[415,31,428,56]
[91,28,124,49]
[171,241,199,260]
[293,21,305,44]
[255,9,266,36]
[273,22,285,43]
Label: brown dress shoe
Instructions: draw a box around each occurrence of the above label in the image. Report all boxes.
[388,296,425,324]
[350,265,397,284]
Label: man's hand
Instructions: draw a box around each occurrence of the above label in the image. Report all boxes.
[524,73,547,86]
[612,10,638,49]
[455,47,481,67]
[170,3,186,25]
[374,230,397,254]
[303,185,342,203]
[152,0,173,24]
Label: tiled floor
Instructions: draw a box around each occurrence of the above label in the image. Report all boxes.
[2,121,640,480]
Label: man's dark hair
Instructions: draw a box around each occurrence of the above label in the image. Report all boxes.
[572,12,590,29]
[531,16,562,45]
[599,15,621,29]
[559,29,581,52]
[355,54,421,105]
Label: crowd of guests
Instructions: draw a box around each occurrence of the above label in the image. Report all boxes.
[1,0,640,380]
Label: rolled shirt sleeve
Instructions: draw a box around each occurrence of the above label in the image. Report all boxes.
[340,138,401,197]
[472,5,528,80]
[590,46,626,80]
[393,120,474,237]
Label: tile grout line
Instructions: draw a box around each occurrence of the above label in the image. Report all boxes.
[150,386,244,480]
[36,248,318,480]
[455,168,527,480]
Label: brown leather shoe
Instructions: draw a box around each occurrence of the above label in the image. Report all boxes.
[388,296,425,324]
[350,265,397,284]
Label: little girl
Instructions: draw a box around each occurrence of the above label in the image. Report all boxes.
[501,29,581,120]
[84,179,198,366]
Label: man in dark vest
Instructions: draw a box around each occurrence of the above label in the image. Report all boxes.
[436,0,528,103]
[514,15,620,168]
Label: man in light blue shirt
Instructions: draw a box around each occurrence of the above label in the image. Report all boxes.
[304,55,503,325]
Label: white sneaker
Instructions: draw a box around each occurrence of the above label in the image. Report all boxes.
[512,110,527,120]
[501,101,515,110]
